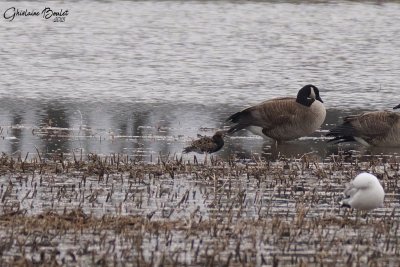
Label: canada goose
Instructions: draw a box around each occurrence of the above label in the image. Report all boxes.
[341,173,384,211]
[327,104,400,146]
[226,84,326,142]
[183,131,225,154]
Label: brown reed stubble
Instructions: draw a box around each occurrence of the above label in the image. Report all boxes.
[0,152,400,266]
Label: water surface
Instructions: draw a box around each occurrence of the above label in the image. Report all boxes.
[0,0,400,158]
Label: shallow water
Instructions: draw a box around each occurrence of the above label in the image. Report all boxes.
[1,2,400,265]
[1,153,400,266]
[1,0,400,158]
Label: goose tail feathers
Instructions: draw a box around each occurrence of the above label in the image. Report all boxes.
[226,110,252,134]
[326,122,358,144]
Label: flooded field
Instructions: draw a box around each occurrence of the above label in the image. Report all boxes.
[1,152,400,266]
[1,0,400,265]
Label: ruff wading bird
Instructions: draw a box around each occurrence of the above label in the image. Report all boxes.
[327,104,400,146]
[183,131,225,154]
[226,84,326,143]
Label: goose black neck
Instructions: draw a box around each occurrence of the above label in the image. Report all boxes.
[296,97,315,107]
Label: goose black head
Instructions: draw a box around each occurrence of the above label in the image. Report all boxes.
[393,104,400,110]
[296,84,323,107]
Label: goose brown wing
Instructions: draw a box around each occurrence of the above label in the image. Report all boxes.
[345,111,399,137]
[247,97,302,130]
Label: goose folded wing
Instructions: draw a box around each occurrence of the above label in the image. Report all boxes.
[249,98,298,129]
[345,112,399,138]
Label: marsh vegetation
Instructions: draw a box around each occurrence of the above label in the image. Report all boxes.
[0,150,400,266]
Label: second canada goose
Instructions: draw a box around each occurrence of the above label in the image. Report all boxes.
[183,131,225,154]
[341,173,384,211]
[327,104,400,146]
[226,84,326,142]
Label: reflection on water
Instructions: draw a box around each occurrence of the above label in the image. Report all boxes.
[0,98,398,160]
[0,1,400,158]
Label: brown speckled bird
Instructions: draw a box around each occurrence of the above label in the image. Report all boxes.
[183,131,225,154]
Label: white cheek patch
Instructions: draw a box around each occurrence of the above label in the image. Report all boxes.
[309,88,316,99]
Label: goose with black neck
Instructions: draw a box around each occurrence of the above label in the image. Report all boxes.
[226,84,326,143]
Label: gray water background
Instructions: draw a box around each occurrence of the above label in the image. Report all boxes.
[0,0,400,159]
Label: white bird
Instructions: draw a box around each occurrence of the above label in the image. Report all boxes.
[341,173,385,211]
